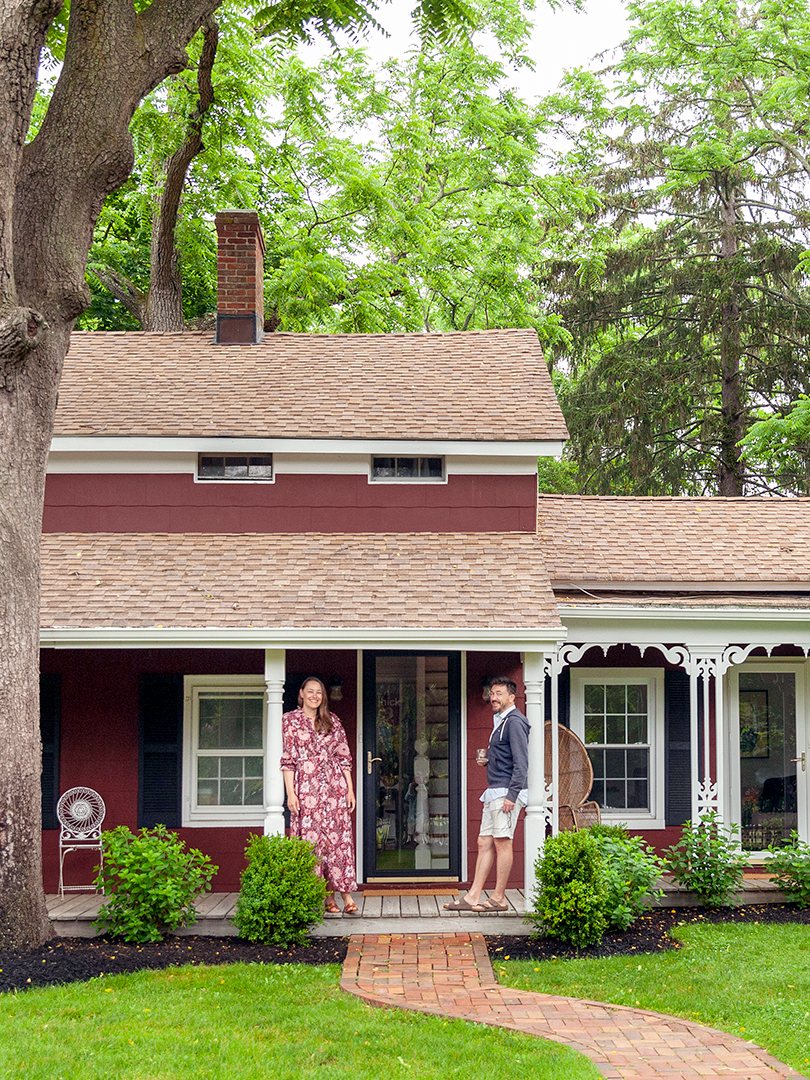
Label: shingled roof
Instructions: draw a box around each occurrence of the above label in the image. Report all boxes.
[537,495,810,587]
[55,329,568,442]
[40,532,562,630]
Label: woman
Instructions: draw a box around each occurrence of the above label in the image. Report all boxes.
[280,676,358,914]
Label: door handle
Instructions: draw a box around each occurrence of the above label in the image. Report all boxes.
[790,752,806,772]
[367,752,382,775]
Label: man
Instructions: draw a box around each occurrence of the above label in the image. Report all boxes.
[444,676,530,912]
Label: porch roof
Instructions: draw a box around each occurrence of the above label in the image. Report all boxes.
[537,495,810,590]
[54,329,568,443]
[40,530,562,637]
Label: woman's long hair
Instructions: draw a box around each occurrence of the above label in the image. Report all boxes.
[298,676,333,735]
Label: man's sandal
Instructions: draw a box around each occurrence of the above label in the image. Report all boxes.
[442,896,482,911]
[476,897,509,912]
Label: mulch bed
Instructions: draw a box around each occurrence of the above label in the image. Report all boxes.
[2,904,808,994]
[487,903,810,963]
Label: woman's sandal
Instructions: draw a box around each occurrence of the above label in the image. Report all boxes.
[325,900,341,914]
[343,900,359,915]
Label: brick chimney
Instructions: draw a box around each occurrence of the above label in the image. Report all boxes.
[215,209,265,344]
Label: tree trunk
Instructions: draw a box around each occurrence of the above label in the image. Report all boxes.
[0,0,222,951]
[717,174,746,497]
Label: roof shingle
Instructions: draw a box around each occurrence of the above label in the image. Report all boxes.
[55,329,568,442]
[538,495,810,585]
[41,532,561,629]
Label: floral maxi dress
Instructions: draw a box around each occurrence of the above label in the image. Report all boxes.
[280,708,357,893]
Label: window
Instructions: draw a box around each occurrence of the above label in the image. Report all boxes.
[371,456,444,481]
[570,668,664,826]
[197,454,273,481]
[183,677,266,825]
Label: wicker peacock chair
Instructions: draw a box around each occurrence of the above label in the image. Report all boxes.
[544,722,601,830]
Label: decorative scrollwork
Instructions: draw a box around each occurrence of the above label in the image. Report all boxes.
[634,643,691,667]
[696,780,719,817]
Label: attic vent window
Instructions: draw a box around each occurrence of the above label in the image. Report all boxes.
[198,454,273,481]
[372,456,444,481]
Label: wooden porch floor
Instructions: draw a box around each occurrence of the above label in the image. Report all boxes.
[46,874,786,938]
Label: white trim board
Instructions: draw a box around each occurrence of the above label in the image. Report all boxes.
[49,435,564,459]
[40,626,567,651]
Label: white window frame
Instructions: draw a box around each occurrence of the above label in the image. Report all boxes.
[570,667,665,828]
[368,455,447,484]
[194,453,275,484]
[183,675,267,827]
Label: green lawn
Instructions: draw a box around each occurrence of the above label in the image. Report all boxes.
[1,963,600,1080]
[499,922,810,1075]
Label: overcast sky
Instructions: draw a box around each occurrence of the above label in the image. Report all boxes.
[339,0,630,97]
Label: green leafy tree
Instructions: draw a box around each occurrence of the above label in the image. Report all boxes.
[538,0,810,495]
[0,0,474,951]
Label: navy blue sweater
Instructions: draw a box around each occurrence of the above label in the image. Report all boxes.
[486,708,531,803]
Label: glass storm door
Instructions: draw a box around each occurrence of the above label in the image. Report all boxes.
[362,652,461,880]
[730,665,808,852]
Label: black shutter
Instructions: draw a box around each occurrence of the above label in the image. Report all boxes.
[40,674,61,830]
[544,666,571,727]
[665,668,691,826]
[138,674,183,828]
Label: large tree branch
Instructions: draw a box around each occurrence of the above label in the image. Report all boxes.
[13,0,223,326]
[88,266,147,326]
[145,16,219,331]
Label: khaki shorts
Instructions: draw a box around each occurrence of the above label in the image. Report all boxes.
[480,797,524,839]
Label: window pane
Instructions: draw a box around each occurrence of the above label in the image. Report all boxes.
[224,456,248,479]
[221,757,242,778]
[197,780,217,805]
[588,748,605,778]
[627,714,647,743]
[247,455,273,478]
[626,685,647,713]
[606,714,626,744]
[604,748,625,778]
[396,457,417,477]
[590,778,605,806]
[626,748,648,777]
[221,779,243,805]
[244,755,263,778]
[244,779,264,805]
[584,715,604,744]
[243,706,264,750]
[605,780,625,807]
[198,757,217,779]
[373,457,395,477]
[627,779,648,809]
[605,685,626,713]
[421,457,443,478]
[199,456,224,478]
[583,684,604,714]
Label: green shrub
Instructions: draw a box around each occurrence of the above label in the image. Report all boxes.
[93,824,217,943]
[526,830,608,948]
[766,832,810,907]
[233,834,327,947]
[664,812,747,907]
[590,829,667,930]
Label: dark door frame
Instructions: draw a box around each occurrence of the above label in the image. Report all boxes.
[361,650,462,881]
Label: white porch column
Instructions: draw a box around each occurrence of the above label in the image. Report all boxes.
[263,648,286,835]
[523,651,548,903]
[688,649,724,822]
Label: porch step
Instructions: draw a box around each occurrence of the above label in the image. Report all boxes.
[45,876,788,939]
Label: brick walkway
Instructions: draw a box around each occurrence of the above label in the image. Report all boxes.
[340,932,807,1080]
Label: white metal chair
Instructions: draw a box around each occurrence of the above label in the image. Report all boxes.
[56,787,106,897]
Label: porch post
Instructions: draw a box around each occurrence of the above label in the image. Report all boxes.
[523,651,548,905]
[689,650,723,821]
[264,649,286,835]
